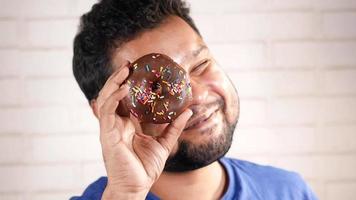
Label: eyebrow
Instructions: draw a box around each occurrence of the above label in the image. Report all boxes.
[182,44,208,63]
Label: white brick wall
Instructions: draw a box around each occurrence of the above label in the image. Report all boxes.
[0,0,356,199]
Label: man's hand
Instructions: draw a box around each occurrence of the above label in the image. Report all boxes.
[95,62,193,200]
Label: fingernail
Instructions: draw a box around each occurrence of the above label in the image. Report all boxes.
[121,60,130,67]
[122,83,130,89]
[187,109,193,116]
[120,66,129,73]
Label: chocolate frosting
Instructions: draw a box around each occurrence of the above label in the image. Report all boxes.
[124,53,192,124]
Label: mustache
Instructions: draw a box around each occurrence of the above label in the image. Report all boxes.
[189,98,225,117]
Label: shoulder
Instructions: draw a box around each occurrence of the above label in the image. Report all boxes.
[221,157,318,200]
[70,177,108,200]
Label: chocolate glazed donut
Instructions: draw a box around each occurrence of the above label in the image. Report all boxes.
[124,53,193,124]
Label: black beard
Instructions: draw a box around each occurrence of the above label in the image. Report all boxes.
[163,110,237,172]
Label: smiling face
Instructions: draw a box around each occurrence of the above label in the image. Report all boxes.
[112,16,240,171]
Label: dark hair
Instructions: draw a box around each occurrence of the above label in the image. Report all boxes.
[72,0,200,103]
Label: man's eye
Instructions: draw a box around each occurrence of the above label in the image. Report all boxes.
[191,60,210,74]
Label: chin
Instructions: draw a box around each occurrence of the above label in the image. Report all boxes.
[164,109,236,172]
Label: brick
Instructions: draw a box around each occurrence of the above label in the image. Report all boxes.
[190,0,268,14]
[229,72,272,98]
[0,166,25,192]
[306,180,325,200]
[231,70,317,98]
[231,126,316,154]
[0,108,24,134]
[275,155,356,180]
[273,42,318,67]
[194,14,269,42]
[27,134,99,163]
[230,72,272,98]
[322,12,356,39]
[0,49,20,76]
[0,20,18,47]
[268,98,317,125]
[314,0,356,10]
[30,192,73,200]
[268,71,316,96]
[320,69,356,95]
[23,78,86,105]
[19,0,72,17]
[270,0,313,10]
[196,13,318,41]
[22,107,72,134]
[0,0,73,18]
[268,12,318,40]
[275,41,356,67]
[227,153,281,167]
[317,125,356,152]
[83,134,102,161]
[0,136,27,163]
[318,42,356,67]
[326,182,356,200]
[321,155,356,180]
[35,134,100,162]
[0,79,24,106]
[238,99,267,125]
[82,162,106,188]
[26,19,78,48]
[18,50,72,77]
[0,193,22,200]
[70,0,98,17]
[229,127,273,155]
[209,43,267,69]
[319,97,356,123]
[67,106,99,133]
[272,156,323,180]
[0,0,20,17]
[272,127,316,153]
[23,164,81,191]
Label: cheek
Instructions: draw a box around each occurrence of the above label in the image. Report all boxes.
[203,67,239,124]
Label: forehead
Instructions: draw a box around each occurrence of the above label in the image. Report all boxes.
[112,16,203,68]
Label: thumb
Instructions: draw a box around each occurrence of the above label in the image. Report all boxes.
[157,109,193,153]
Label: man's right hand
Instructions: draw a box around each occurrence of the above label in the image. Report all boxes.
[94,62,193,200]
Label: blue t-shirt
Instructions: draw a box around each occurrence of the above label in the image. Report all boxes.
[71,157,318,200]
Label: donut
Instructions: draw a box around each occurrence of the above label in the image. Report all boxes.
[124,53,192,124]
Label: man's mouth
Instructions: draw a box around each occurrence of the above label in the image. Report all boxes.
[183,108,219,131]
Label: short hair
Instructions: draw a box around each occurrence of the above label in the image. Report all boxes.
[72,0,201,103]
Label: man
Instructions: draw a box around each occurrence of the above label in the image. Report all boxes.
[71,0,317,199]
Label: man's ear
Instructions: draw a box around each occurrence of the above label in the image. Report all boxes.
[90,99,99,119]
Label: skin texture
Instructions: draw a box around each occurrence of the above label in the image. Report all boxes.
[90,16,240,200]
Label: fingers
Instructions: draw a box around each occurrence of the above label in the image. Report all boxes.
[99,84,130,133]
[130,113,143,134]
[158,109,193,153]
[97,61,130,112]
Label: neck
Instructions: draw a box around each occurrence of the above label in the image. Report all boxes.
[150,161,228,200]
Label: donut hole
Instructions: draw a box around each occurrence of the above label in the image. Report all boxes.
[152,81,162,93]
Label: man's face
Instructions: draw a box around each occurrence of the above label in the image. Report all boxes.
[112,16,240,171]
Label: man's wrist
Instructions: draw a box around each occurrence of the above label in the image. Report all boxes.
[102,185,148,200]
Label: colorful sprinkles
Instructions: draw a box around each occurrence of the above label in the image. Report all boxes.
[128,54,192,122]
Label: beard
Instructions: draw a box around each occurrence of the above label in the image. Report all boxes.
[164,107,238,172]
